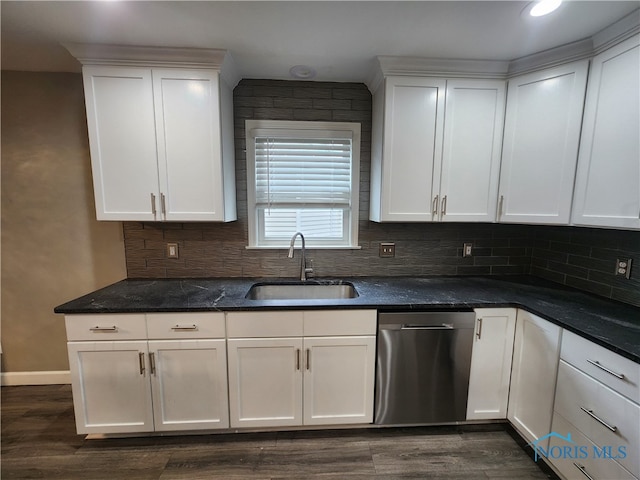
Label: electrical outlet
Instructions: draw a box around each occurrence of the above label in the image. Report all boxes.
[166,243,179,259]
[379,242,395,258]
[463,243,473,257]
[615,258,632,279]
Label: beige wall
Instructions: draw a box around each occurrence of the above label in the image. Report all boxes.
[1,71,126,373]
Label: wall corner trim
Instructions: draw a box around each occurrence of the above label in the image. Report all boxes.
[1,370,71,386]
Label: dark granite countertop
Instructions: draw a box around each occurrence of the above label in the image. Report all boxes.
[54,275,640,363]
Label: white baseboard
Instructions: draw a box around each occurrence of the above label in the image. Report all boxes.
[1,370,71,386]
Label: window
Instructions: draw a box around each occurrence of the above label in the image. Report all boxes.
[246,120,360,248]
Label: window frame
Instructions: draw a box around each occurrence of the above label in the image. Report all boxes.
[245,119,361,249]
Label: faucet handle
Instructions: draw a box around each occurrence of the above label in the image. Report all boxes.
[304,259,314,278]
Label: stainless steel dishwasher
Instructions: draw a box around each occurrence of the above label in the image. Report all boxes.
[374,310,476,425]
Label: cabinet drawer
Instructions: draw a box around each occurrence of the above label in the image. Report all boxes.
[550,412,636,480]
[226,311,303,338]
[561,330,639,403]
[65,314,147,341]
[303,310,377,336]
[555,360,639,477]
[146,312,225,339]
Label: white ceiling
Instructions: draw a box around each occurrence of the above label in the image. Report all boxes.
[2,1,639,83]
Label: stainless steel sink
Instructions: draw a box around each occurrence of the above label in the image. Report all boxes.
[245,282,359,300]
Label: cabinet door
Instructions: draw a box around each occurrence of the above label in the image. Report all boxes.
[227,338,303,428]
[498,61,588,224]
[439,80,505,222]
[67,341,154,434]
[303,336,376,425]
[149,339,229,431]
[572,35,640,229]
[508,310,562,446]
[374,76,446,221]
[467,308,516,420]
[82,66,160,221]
[152,69,226,221]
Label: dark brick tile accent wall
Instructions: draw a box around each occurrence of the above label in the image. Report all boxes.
[123,79,640,308]
[531,226,640,307]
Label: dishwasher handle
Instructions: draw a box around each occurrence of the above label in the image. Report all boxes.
[379,323,456,331]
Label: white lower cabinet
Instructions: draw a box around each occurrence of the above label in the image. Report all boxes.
[226,310,377,429]
[65,313,228,434]
[547,329,640,480]
[303,336,376,425]
[466,308,516,420]
[550,412,637,480]
[227,337,303,428]
[148,339,229,431]
[507,310,562,446]
[67,340,155,434]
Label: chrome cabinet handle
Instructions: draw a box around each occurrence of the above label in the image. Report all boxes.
[432,195,439,216]
[90,326,118,332]
[476,318,483,340]
[151,193,157,216]
[587,359,625,379]
[296,349,301,371]
[441,195,447,216]
[171,325,198,331]
[573,463,594,480]
[580,406,617,432]
[149,352,156,375]
[138,352,146,376]
[160,193,167,217]
[306,349,311,371]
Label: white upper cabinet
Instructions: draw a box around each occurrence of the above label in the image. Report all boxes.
[152,69,235,222]
[498,61,589,224]
[71,45,239,222]
[572,35,640,230]
[84,66,236,222]
[83,67,160,221]
[439,80,505,222]
[370,76,505,222]
[370,76,445,222]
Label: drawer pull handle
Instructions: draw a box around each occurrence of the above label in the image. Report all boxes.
[296,349,301,371]
[580,406,617,432]
[138,352,146,376]
[90,326,118,332]
[573,463,595,480]
[476,318,483,340]
[149,352,156,375]
[432,195,439,216]
[171,325,198,331]
[587,359,625,379]
[306,349,311,371]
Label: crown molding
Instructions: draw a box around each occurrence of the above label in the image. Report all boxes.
[367,8,640,91]
[366,56,509,91]
[592,8,640,55]
[506,38,593,77]
[63,43,240,87]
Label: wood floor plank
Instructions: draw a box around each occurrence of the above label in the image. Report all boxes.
[1,385,556,480]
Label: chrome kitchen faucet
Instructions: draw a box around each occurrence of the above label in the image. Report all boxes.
[288,232,313,281]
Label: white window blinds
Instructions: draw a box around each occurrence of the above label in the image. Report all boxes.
[246,120,360,249]
[254,136,353,208]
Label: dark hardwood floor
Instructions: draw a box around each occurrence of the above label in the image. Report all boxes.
[1,385,556,479]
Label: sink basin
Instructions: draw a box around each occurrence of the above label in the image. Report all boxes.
[245,282,359,300]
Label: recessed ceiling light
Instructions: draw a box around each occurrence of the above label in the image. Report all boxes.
[529,0,562,17]
[289,65,317,80]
